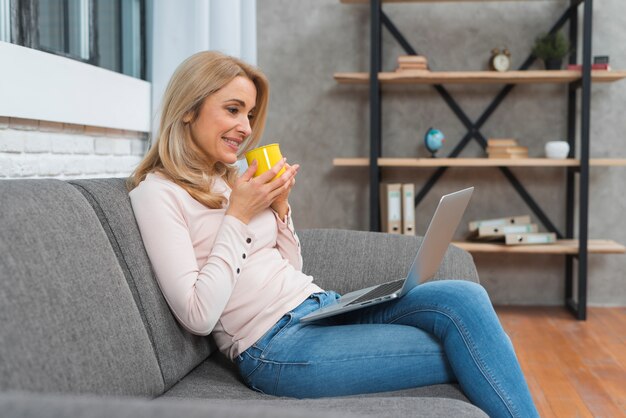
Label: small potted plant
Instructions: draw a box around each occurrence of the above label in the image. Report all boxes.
[532,32,571,70]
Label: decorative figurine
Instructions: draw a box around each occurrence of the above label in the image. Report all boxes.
[424,127,445,158]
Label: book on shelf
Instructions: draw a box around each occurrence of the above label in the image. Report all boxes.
[467,215,558,246]
[486,146,528,155]
[485,138,528,159]
[380,183,417,235]
[488,138,518,147]
[396,67,430,73]
[396,55,429,72]
[505,232,557,246]
[488,152,529,159]
[397,55,428,65]
[401,183,416,236]
[471,224,539,241]
[567,63,611,71]
[468,215,532,232]
[380,183,402,234]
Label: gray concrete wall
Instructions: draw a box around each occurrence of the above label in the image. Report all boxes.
[257,0,626,306]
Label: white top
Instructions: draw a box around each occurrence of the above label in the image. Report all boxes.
[129,172,322,360]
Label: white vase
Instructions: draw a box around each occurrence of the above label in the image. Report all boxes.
[545,141,570,159]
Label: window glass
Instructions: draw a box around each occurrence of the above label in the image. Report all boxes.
[97,0,121,72]
[5,0,145,80]
[38,0,90,60]
[0,0,10,42]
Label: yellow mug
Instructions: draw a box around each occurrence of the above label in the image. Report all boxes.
[245,143,286,179]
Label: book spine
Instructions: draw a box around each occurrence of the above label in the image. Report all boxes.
[468,215,531,232]
[566,63,611,70]
[477,224,538,237]
[505,233,557,245]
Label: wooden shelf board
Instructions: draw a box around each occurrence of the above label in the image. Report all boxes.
[452,239,626,254]
[334,70,626,85]
[333,158,626,167]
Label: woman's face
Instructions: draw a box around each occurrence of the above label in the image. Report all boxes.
[188,76,257,165]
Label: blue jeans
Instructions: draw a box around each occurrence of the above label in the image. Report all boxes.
[236,280,539,418]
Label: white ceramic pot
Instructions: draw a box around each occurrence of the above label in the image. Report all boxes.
[545,141,570,159]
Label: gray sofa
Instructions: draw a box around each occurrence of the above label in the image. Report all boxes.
[0,178,487,418]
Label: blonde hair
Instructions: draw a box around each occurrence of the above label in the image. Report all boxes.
[127,51,269,208]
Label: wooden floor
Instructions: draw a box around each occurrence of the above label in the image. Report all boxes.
[495,306,626,418]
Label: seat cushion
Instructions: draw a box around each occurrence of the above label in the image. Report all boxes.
[163,352,472,402]
[0,391,366,418]
[0,179,163,396]
[298,229,479,294]
[162,353,486,417]
[70,178,213,391]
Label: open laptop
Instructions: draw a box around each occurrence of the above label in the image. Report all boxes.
[300,187,474,323]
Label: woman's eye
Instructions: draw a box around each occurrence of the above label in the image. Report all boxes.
[248,113,255,120]
[227,107,238,115]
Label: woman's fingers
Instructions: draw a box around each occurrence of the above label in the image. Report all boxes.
[262,162,297,190]
[237,159,258,184]
[256,158,287,183]
[268,167,298,200]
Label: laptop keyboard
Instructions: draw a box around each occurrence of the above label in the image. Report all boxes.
[346,279,405,306]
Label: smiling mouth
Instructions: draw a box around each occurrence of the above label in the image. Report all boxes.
[222,137,241,148]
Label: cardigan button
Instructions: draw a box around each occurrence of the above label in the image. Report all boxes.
[236,268,240,274]
[246,238,252,244]
[242,253,246,259]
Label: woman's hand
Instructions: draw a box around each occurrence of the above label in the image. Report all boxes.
[226,158,298,224]
[270,162,299,220]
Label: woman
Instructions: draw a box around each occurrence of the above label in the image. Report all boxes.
[128,51,539,418]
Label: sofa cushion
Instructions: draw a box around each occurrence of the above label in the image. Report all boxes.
[162,354,486,417]
[0,391,366,418]
[70,178,213,390]
[0,180,163,396]
[298,229,479,294]
[233,397,488,418]
[163,352,471,401]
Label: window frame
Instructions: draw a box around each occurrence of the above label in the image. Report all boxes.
[8,0,146,79]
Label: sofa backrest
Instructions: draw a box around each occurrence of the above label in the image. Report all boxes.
[70,178,213,391]
[0,180,164,396]
[298,229,479,294]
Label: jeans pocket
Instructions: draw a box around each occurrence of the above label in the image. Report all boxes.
[260,313,293,357]
[238,352,268,383]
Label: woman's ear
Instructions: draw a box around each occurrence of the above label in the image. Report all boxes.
[182,112,193,124]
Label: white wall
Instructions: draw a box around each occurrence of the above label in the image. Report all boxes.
[0,42,151,131]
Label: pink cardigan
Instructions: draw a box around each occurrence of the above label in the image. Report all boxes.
[129,172,322,360]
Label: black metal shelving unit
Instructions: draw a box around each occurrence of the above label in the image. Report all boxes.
[363,0,596,320]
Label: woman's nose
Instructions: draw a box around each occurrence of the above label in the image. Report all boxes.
[238,116,252,137]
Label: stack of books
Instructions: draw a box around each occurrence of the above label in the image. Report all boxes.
[396,55,429,72]
[486,138,529,159]
[380,183,416,236]
[468,215,557,246]
[567,63,611,71]
[567,56,611,71]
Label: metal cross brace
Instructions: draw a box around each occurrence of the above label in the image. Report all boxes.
[380,4,580,239]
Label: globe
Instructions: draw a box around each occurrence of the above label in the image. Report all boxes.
[424,127,445,157]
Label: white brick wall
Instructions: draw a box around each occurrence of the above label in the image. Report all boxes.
[0,116,149,179]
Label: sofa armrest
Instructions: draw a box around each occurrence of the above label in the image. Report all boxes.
[298,229,478,295]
